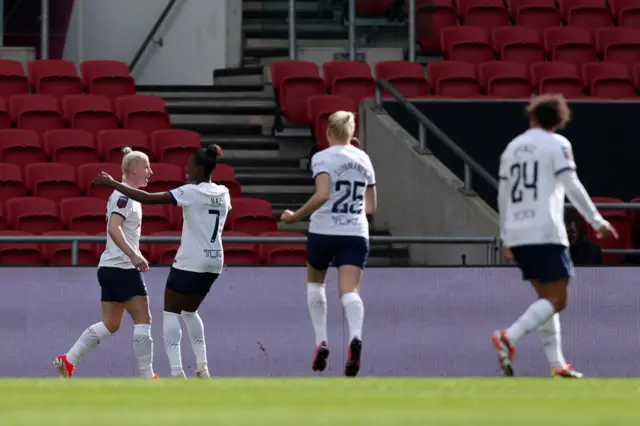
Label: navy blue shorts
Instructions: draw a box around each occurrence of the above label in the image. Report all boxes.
[510,244,575,283]
[165,267,219,297]
[97,267,148,303]
[307,232,370,270]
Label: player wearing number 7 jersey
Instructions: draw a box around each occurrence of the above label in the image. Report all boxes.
[94,144,230,379]
[492,94,618,379]
[281,111,377,377]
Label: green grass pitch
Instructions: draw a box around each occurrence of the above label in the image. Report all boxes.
[1,378,639,426]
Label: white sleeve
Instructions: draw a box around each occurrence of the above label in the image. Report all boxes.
[109,193,134,220]
[169,184,197,207]
[552,139,577,174]
[366,158,376,187]
[311,153,329,179]
[558,170,606,229]
[225,190,232,212]
[498,176,509,241]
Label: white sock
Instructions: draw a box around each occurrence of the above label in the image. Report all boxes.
[132,324,155,378]
[505,298,555,344]
[66,321,111,365]
[163,311,184,375]
[181,311,207,372]
[307,283,328,346]
[341,291,364,342]
[538,313,568,370]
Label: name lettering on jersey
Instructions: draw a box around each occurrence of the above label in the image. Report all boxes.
[203,249,223,259]
[210,197,225,205]
[334,161,371,180]
[514,144,536,156]
[116,196,129,209]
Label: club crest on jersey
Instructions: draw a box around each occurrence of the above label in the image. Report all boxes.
[562,146,572,160]
[116,196,129,208]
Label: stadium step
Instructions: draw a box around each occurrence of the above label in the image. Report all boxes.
[243,20,348,40]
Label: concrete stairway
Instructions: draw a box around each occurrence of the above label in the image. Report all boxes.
[135,0,410,266]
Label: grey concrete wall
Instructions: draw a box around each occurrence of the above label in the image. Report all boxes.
[361,100,500,265]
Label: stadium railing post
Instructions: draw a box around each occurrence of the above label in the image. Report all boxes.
[288,0,297,59]
[40,0,49,59]
[407,0,416,62]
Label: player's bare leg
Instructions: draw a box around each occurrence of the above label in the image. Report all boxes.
[124,296,157,379]
[55,302,124,378]
[492,279,569,377]
[338,265,364,378]
[307,264,329,372]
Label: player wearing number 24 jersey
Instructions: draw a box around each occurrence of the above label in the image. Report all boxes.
[491,95,618,379]
[94,144,230,379]
[281,111,377,378]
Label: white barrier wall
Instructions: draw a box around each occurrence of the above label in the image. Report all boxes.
[63,0,242,85]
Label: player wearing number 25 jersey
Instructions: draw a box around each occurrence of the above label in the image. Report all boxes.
[491,95,617,380]
[280,111,377,378]
[94,144,231,379]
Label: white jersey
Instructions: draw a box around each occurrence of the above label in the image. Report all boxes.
[309,145,376,238]
[99,186,142,269]
[499,128,581,247]
[169,183,231,274]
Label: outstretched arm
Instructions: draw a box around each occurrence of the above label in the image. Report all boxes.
[94,172,175,205]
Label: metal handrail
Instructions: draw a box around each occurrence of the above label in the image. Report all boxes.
[375,79,499,193]
[129,0,178,73]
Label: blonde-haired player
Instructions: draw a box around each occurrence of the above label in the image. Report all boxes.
[55,147,157,379]
[281,111,377,377]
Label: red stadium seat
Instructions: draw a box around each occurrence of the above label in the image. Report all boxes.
[415,0,459,52]
[221,231,260,265]
[77,163,123,200]
[0,59,29,99]
[531,61,585,98]
[5,197,62,233]
[9,94,64,134]
[586,197,633,263]
[307,95,358,149]
[426,61,482,97]
[322,61,376,106]
[227,198,277,235]
[544,27,597,66]
[0,231,42,264]
[509,0,562,30]
[60,197,107,234]
[356,0,397,16]
[440,26,495,64]
[374,61,430,97]
[612,0,640,29]
[478,61,532,97]
[583,62,635,98]
[43,129,100,166]
[142,204,172,234]
[62,94,119,135]
[80,60,136,102]
[0,203,5,230]
[492,26,545,66]
[28,60,83,99]
[259,231,307,265]
[115,95,171,135]
[595,28,640,66]
[0,163,27,202]
[24,163,80,202]
[458,0,510,30]
[41,230,98,265]
[166,204,183,230]
[97,129,150,163]
[0,129,45,167]
[270,61,327,125]
[149,231,180,265]
[212,164,242,199]
[0,98,11,129]
[146,163,183,193]
[560,0,612,31]
[150,129,201,167]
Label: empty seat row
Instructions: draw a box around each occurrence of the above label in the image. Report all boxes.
[427,60,640,98]
[0,128,208,167]
[442,26,640,66]
[0,59,135,101]
[0,94,170,135]
[0,197,279,236]
[0,231,306,266]
[0,162,241,202]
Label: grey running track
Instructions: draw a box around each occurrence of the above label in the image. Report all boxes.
[0,267,638,377]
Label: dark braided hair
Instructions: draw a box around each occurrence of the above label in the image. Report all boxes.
[192,144,218,179]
